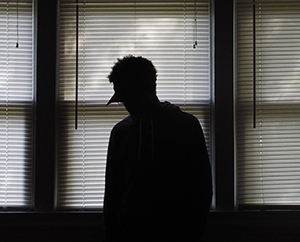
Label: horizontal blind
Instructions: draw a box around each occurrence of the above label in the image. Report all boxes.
[0,0,34,209]
[236,0,300,206]
[58,0,211,209]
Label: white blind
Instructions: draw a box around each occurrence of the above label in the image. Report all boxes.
[236,0,300,206]
[0,0,34,209]
[57,0,211,209]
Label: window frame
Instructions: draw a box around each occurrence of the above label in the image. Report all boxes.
[4,0,299,214]
[0,0,235,213]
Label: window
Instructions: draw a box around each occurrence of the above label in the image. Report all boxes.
[0,0,34,209]
[57,0,212,209]
[235,0,300,207]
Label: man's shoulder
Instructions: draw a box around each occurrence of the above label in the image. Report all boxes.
[111,115,134,133]
[165,105,199,124]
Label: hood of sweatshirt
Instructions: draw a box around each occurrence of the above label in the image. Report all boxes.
[160,101,179,113]
[127,100,179,122]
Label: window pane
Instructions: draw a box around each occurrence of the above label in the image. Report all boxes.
[0,0,34,209]
[57,0,211,209]
[236,0,300,206]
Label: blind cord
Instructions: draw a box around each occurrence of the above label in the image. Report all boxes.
[16,0,19,48]
[75,0,79,130]
[253,0,256,128]
[5,1,9,209]
[193,0,198,48]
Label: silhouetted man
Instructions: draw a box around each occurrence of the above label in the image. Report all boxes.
[103,55,212,242]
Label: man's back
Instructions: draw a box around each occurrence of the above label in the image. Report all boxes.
[104,102,212,242]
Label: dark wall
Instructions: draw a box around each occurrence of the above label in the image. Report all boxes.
[0,213,103,242]
[202,212,300,242]
[214,0,234,210]
[1,212,300,242]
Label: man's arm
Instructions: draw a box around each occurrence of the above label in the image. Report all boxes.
[103,132,123,242]
[181,115,213,224]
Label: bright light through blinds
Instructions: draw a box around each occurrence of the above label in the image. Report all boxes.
[57,0,211,209]
[236,0,300,206]
[0,0,33,209]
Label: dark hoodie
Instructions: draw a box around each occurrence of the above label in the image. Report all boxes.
[103,101,212,242]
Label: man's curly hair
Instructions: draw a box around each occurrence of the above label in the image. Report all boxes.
[108,55,157,90]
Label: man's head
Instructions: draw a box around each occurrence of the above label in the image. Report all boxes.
[107,55,157,106]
